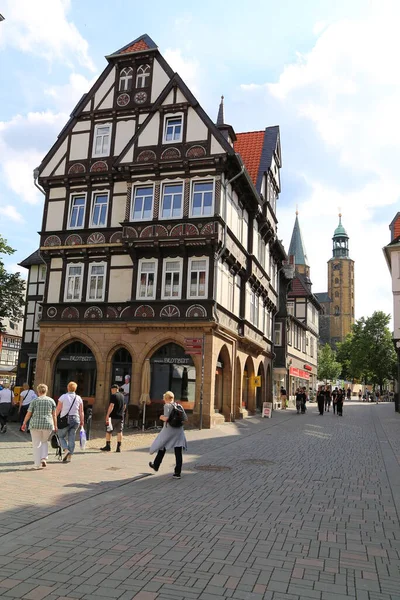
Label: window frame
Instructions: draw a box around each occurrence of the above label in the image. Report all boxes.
[161,257,183,300]
[38,264,47,282]
[187,256,209,299]
[92,122,112,158]
[136,64,151,88]
[67,193,87,230]
[159,179,184,220]
[274,322,282,346]
[163,113,184,144]
[119,67,133,92]
[64,262,84,302]
[137,258,158,301]
[131,183,154,222]
[90,190,109,228]
[189,178,215,218]
[86,261,107,302]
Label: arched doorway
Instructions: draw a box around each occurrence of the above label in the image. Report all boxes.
[150,343,196,405]
[256,364,265,411]
[242,356,255,412]
[111,348,132,404]
[214,345,232,420]
[266,364,271,402]
[53,341,96,400]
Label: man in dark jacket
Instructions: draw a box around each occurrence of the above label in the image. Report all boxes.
[101,384,125,452]
[317,386,325,415]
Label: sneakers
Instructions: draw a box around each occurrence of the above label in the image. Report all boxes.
[100,444,111,452]
[173,473,181,479]
[62,452,71,463]
[149,462,158,472]
[41,459,47,468]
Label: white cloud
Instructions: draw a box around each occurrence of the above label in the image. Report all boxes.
[164,48,200,96]
[45,72,97,114]
[0,0,95,71]
[0,205,24,223]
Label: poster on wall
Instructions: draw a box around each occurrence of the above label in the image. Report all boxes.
[262,402,272,418]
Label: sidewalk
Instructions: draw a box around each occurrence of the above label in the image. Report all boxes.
[0,403,399,600]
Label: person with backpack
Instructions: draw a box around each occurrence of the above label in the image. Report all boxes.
[149,391,187,479]
[56,381,84,462]
[19,383,36,432]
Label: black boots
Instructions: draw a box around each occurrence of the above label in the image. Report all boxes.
[100,441,111,452]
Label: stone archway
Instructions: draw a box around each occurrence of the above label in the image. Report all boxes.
[266,364,272,402]
[235,356,242,419]
[256,363,266,411]
[53,341,97,401]
[214,344,232,422]
[242,356,256,414]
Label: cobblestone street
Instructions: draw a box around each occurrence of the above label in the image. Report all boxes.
[0,402,399,600]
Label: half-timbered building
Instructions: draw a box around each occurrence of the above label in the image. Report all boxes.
[31,34,285,427]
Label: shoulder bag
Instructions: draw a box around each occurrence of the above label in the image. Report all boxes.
[57,394,76,429]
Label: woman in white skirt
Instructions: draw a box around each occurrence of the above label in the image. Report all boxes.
[149,391,187,479]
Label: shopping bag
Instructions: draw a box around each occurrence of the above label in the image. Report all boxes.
[79,426,87,451]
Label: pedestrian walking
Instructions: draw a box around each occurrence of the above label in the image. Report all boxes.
[301,387,307,413]
[101,384,125,452]
[19,383,36,432]
[346,387,351,401]
[0,383,14,434]
[280,386,287,409]
[358,389,362,401]
[56,382,84,463]
[21,384,57,469]
[332,387,338,414]
[317,386,325,415]
[149,391,187,479]
[121,375,130,413]
[375,389,380,404]
[295,388,302,414]
[337,388,344,416]
[324,386,332,412]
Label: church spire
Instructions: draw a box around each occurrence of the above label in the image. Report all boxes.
[288,211,309,271]
[216,95,224,126]
[332,213,350,258]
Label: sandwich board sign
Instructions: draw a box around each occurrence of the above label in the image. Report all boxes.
[262,402,272,418]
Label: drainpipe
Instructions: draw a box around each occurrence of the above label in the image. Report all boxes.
[33,167,45,196]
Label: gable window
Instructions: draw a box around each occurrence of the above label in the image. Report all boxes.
[93,123,111,157]
[136,64,151,88]
[188,257,208,298]
[87,262,106,301]
[65,263,84,301]
[90,192,109,227]
[160,182,183,219]
[132,185,154,221]
[162,258,183,299]
[191,180,214,217]
[68,194,86,229]
[164,115,183,143]
[274,322,282,346]
[119,67,133,91]
[137,259,157,300]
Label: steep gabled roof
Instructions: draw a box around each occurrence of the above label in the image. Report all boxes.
[289,273,322,309]
[18,249,42,268]
[315,292,331,304]
[234,126,280,193]
[108,34,158,57]
[288,214,308,267]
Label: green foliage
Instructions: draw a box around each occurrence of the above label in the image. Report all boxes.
[336,312,396,389]
[0,235,25,330]
[317,343,342,382]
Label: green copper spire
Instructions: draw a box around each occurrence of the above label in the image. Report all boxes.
[332,213,350,258]
[333,214,348,239]
[288,211,309,267]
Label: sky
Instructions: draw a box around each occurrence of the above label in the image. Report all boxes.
[0,0,398,322]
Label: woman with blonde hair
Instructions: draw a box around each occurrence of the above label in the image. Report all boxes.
[21,383,57,469]
[56,381,84,463]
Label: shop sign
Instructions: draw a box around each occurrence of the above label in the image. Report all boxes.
[152,357,192,365]
[262,401,272,418]
[254,375,262,387]
[59,355,95,363]
[184,337,203,356]
[289,366,310,380]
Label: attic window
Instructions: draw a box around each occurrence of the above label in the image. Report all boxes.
[136,64,151,88]
[119,67,133,91]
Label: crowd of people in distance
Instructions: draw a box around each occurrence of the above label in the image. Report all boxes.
[0,380,188,477]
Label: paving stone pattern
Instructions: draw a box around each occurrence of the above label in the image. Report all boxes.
[0,403,399,600]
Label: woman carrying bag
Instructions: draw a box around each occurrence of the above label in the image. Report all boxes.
[56,381,84,463]
[21,383,57,469]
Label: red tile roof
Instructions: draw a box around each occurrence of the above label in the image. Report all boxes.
[289,277,309,297]
[234,131,264,186]
[394,216,400,239]
[121,39,149,54]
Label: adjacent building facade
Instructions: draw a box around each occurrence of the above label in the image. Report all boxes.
[26,34,286,427]
[0,318,23,386]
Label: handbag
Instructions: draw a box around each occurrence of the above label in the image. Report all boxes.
[57,394,76,429]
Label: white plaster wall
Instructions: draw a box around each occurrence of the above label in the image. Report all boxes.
[47,271,62,303]
[186,108,207,142]
[37,283,45,296]
[114,181,127,194]
[151,59,170,102]
[296,303,306,319]
[33,332,40,343]
[54,159,66,176]
[97,88,114,110]
[111,196,126,227]
[41,139,67,177]
[69,133,90,160]
[51,258,63,269]
[111,255,133,267]
[210,135,224,155]
[72,121,90,133]
[30,265,38,283]
[108,269,133,302]
[82,99,91,112]
[24,332,32,343]
[120,145,134,164]
[27,300,35,313]
[28,284,36,295]
[138,113,160,147]
[94,68,116,109]
[162,90,174,105]
[176,89,187,104]
[139,113,148,124]
[392,251,400,292]
[49,187,66,199]
[46,201,65,231]
[114,120,135,155]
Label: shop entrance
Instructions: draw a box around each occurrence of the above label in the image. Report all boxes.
[53,341,96,401]
[150,343,195,404]
[111,348,132,401]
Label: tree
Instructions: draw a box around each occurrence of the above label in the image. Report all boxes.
[0,235,25,330]
[318,343,342,382]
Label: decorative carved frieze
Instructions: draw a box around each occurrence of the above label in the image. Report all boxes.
[186,304,207,318]
[137,150,156,162]
[84,306,103,319]
[90,161,108,172]
[134,305,155,318]
[68,163,86,174]
[186,145,206,158]
[87,232,106,244]
[43,235,62,247]
[65,234,83,246]
[161,147,181,160]
[160,305,180,318]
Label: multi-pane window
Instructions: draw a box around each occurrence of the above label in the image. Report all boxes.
[65,263,83,301]
[68,195,86,229]
[137,260,157,300]
[164,115,183,143]
[162,259,182,299]
[160,183,183,219]
[119,67,133,91]
[38,264,47,282]
[90,192,108,227]
[87,263,106,301]
[93,123,111,157]
[310,337,314,358]
[191,181,213,217]
[274,322,282,346]
[188,257,208,298]
[249,291,259,328]
[132,185,153,221]
[136,64,151,88]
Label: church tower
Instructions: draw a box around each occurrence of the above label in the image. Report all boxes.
[288,211,310,277]
[328,214,355,345]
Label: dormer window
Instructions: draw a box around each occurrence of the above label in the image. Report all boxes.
[119,67,133,91]
[136,64,151,88]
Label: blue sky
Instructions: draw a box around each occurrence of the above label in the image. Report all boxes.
[0,0,398,320]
